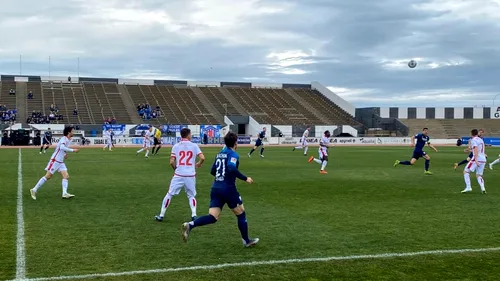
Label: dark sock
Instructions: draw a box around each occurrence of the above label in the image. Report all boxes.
[191,214,217,229]
[155,146,161,154]
[260,148,264,155]
[399,161,411,165]
[40,146,43,152]
[237,212,250,243]
[151,147,156,154]
[425,159,430,171]
[458,159,468,166]
[44,146,49,151]
[249,149,255,155]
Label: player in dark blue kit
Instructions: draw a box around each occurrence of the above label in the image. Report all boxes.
[394,128,438,175]
[181,132,259,247]
[454,129,484,170]
[40,128,52,154]
[248,127,266,158]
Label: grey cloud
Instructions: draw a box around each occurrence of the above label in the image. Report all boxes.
[1,0,499,107]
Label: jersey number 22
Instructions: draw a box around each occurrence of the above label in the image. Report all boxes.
[179,151,193,166]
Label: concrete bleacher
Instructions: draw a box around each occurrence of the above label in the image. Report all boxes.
[1,78,362,127]
[400,119,500,139]
[0,81,17,110]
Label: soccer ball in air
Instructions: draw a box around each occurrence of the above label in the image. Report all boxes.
[408,60,417,68]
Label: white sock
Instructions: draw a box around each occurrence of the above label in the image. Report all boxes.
[33,177,47,192]
[464,173,471,190]
[477,176,485,191]
[160,193,172,217]
[304,147,308,154]
[313,158,322,164]
[62,179,68,194]
[145,150,149,157]
[492,159,500,166]
[137,148,144,153]
[294,146,302,149]
[188,197,197,217]
[321,161,328,170]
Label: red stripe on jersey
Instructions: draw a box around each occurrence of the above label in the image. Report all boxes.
[466,161,474,169]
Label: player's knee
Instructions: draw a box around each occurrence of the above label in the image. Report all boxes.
[323,156,329,162]
[232,204,245,216]
[45,173,52,180]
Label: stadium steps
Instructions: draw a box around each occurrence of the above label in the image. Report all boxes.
[190,87,223,122]
[26,82,43,121]
[283,88,330,124]
[439,120,459,139]
[399,119,448,139]
[16,82,27,123]
[117,84,142,124]
[0,81,17,111]
[217,87,248,116]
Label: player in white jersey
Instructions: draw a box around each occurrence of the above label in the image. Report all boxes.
[136,125,153,158]
[103,128,113,151]
[308,130,331,174]
[293,127,311,156]
[155,128,205,222]
[30,126,79,200]
[462,129,487,194]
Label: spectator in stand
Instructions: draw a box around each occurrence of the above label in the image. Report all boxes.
[111,118,117,124]
[9,89,16,95]
[27,91,34,99]
[55,105,59,113]
[50,104,55,112]
[73,108,78,115]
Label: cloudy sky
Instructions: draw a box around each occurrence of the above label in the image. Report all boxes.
[1,0,499,107]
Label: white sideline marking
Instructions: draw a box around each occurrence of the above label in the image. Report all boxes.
[14,246,500,281]
[16,148,26,280]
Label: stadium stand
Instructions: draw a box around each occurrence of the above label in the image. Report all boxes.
[82,83,132,124]
[0,81,17,110]
[402,119,500,139]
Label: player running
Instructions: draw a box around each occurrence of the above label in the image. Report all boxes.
[462,129,486,194]
[293,126,311,156]
[308,130,331,174]
[394,127,438,175]
[103,128,113,151]
[454,129,484,170]
[30,126,79,200]
[248,127,266,158]
[40,128,52,154]
[136,125,152,158]
[155,128,205,222]
[181,132,259,247]
[151,126,162,155]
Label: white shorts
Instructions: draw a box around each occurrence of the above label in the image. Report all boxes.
[143,139,151,148]
[318,147,328,159]
[300,137,308,147]
[45,160,67,174]
[168,176,196,197]
[465,161,486,175]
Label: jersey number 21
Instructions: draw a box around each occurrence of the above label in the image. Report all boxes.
[215,158,226,180]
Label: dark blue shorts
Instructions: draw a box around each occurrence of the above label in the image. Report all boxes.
[255,139,263,147]
[43,138,51,145]
[412,150,426,160]
[209,188,242,210]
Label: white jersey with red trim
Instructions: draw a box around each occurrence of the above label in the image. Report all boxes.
[471,136,486,162]
[320,136,330,147]
[303,129,309,138]
[171,140,202,177]
[144,130,152,142]
[50,137,73,163]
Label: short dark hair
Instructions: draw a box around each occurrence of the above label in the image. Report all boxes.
[180,128,191,138]
[63,126,74,136]
[423,127,428,131]
[471,129,478,136]
[224,132,238,148]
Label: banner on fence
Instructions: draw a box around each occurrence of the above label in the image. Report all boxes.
[200,125,221,138]
[102,124,126,136]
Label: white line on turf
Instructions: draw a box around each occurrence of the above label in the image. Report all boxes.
[13,246,500,281]
[16,148,26,280]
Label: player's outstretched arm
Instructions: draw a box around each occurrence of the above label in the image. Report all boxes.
[227,159,250,183]
[428,143,438,152]
[61,144,77,153]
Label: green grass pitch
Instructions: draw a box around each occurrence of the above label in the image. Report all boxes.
[2,146,500,281]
